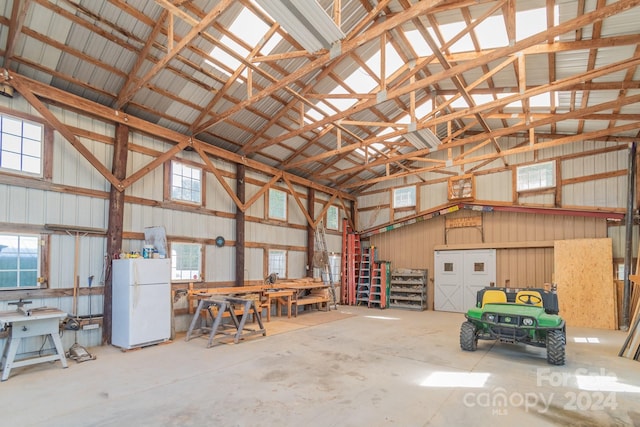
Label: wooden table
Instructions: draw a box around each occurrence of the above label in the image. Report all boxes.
[276,283,333,316]
[263,289,295,321]
[0,308,68,381]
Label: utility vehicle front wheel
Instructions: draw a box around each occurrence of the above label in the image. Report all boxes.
[546,329,566,365]
[460,321,478,351]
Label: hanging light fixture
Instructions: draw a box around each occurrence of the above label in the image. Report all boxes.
[404,123,442,150]
[255,0,344,53]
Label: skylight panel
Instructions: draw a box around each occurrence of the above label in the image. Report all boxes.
[207,7,281,77]
[474,14,509,49]
[471,94,495,105]
[516,6,559,42]
[496,92,558,110]
[365,42,404,79]
[343,69,377,94]
[429,22,474,53]
[529,92,556,108]
[444,95,470,109]
[355,142,387,158]
[304,101,332,129]
[414,102,433,119]
[328,93,357,111]
[208,36,246,76]
[404,30,433,57]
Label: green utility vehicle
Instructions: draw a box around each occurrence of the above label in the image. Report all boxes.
[460,286,566,365]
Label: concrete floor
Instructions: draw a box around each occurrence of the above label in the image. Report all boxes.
[2,306,640,427]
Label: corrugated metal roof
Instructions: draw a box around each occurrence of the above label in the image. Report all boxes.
[1,0,639,193]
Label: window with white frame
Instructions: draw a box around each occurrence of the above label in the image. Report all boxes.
[326,205,339,230]
[393,185,416,208]
[268,188,287,220]
[516,161,556,191]
[0,114,43,175]
[0,234,40,289]
[171,160,202,204]
[268,249,286,279]
[170,242,202,281]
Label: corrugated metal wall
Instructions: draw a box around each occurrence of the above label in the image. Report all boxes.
[0,96,350,352]
[362,135,629,310]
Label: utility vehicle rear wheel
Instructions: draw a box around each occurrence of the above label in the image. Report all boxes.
[546,329,566,365]
[460,321,478,351]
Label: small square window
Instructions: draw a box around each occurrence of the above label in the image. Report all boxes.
[393,186,416,208]
[0,234,41,289]
[171,242,202,281]
[444,262,454,272]
[0,115,43,176]
[268,188,287,220]
[516,161,555,191]
[268,249,286,279]
[326,205,339,230]
[171,161,202,204]
[474,262,485,272]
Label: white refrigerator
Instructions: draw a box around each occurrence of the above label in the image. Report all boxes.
[112,258,171,349]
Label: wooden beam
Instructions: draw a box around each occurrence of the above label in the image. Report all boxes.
[342,121,640,189]
[192,0,447,134]
[103,123,129,345]
[9,75,122,189]
[261,0,640,154]
[236,164,245,287]
[120,138,190,190]
[435,241,554,250]
[3,0,30,70]
[116,0,233,108]
[6,71,354,201]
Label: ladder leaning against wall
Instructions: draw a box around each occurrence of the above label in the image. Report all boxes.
[315,220,338,309]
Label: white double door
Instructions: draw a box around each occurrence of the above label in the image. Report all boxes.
[434,249,496,313]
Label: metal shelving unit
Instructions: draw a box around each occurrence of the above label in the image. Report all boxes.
[389,269,427,311]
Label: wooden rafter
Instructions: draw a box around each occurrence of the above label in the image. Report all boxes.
[116,0,234,108]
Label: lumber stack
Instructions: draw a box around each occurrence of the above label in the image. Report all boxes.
[620,280,640,361]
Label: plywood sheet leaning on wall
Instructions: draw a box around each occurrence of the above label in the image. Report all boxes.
[554,238,616,329]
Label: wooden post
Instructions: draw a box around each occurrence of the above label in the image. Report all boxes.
[102,123,128,345]
[307,188,315,278]
[235,163,245,287]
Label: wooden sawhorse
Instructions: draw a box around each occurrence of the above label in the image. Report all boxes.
[185,297,266,348]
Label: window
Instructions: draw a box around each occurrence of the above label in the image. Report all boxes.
[170,242,202,281]
[268,188,287,220]
[171,161,202,204]
[326,205,339,230]
[268,249,286,279]
[516,161,555,191]
[0,114,43,175]
[393,186,416,208]
[0,234,40,289]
